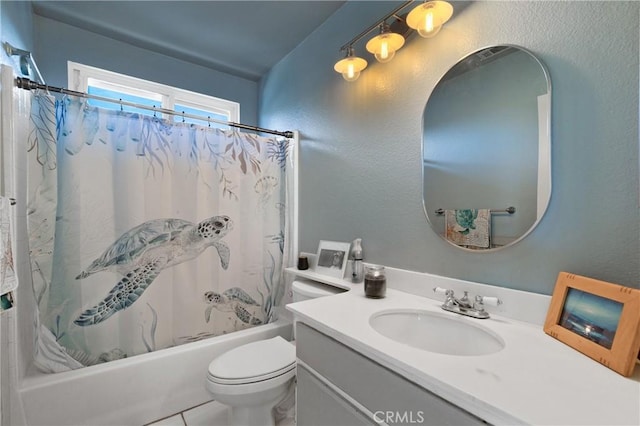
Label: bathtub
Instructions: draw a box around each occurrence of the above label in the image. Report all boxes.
[18,320,292,426]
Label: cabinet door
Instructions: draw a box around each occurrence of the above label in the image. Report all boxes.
[297,323,487,426]
[297,364,374,426]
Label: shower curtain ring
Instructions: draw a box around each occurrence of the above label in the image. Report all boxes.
[119,99,123,112]
[182,111,185,123]
[153,105,157,118]
[207,116,211,127]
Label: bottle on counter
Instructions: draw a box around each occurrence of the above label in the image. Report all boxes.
[351,238,364,283]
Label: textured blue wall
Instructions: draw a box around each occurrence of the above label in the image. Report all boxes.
[260,1,639,293]
[32,15,258,126]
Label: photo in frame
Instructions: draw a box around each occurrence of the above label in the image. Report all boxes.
[543,272,640,377]
[314,240,351,279]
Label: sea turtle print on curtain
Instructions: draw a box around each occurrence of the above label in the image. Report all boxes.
[203,287,263,325]
[24,93,293,372]
[74,216,233,326]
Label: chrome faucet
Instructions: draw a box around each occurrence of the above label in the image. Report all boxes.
[434,288,502,319]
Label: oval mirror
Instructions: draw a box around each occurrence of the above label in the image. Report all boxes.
[422,45,551,251]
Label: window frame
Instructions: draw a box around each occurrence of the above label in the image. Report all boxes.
[67,61,240,124]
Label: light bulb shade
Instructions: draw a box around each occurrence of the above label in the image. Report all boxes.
[406,1,453,38]
[365,32,405,63]
[334,55,368,81]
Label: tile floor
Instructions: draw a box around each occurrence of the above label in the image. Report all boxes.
[145,400,226,426]
[146,400,295,426]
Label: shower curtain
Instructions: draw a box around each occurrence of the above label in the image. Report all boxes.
[22,91,294,372]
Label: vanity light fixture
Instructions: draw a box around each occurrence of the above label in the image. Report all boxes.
[366,22,405,63]
[406,0,453,38]
[334,0,453,82]
[333,46,368,82]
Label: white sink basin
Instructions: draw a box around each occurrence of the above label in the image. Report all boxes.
[369,309,505,356]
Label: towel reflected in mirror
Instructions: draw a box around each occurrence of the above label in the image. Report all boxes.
[445,209,490,249]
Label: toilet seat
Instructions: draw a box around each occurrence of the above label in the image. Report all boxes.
[207,336,296,385]
[206,365,295,397]
[208,363,296,385]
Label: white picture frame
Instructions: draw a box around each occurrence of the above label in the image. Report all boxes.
[315,240,351,279]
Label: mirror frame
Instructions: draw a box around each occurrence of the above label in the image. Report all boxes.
[421,44,552,252]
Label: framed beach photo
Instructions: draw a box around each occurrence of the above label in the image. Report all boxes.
[544,272,640,377]
[315,240,351,279]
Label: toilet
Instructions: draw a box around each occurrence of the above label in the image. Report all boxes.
[206,278,345,426]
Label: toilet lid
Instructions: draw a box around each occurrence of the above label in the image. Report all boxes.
[207,336,295,384]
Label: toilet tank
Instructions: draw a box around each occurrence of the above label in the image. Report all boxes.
[292,278,346,302]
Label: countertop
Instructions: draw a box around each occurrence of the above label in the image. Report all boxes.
[286,286,640,425]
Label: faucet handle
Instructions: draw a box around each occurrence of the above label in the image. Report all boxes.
[433,287,456,307]
[433,287,449,296]
[476,295,502,307]
[473,295,502,313]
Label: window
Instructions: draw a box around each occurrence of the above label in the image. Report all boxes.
[67,62,239,129]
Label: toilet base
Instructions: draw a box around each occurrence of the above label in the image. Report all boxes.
[225,381,293,426]
[206,336,297,426]
[209,373,295,426]
[274,379,296,423]
[227,405,275,426]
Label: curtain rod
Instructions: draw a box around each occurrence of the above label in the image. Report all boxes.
[15,77,294,139]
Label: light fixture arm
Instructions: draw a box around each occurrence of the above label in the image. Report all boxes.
[344,45,356,57]
[378,22,391,34]
[339,0,414,52]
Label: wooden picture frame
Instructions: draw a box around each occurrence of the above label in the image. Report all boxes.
[544,272,640,377]
[315,240,351,279]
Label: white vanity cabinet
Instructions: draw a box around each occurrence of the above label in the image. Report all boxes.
[296,322,487,426]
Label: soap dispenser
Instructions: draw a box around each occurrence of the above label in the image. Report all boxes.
[350,238,364,283]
